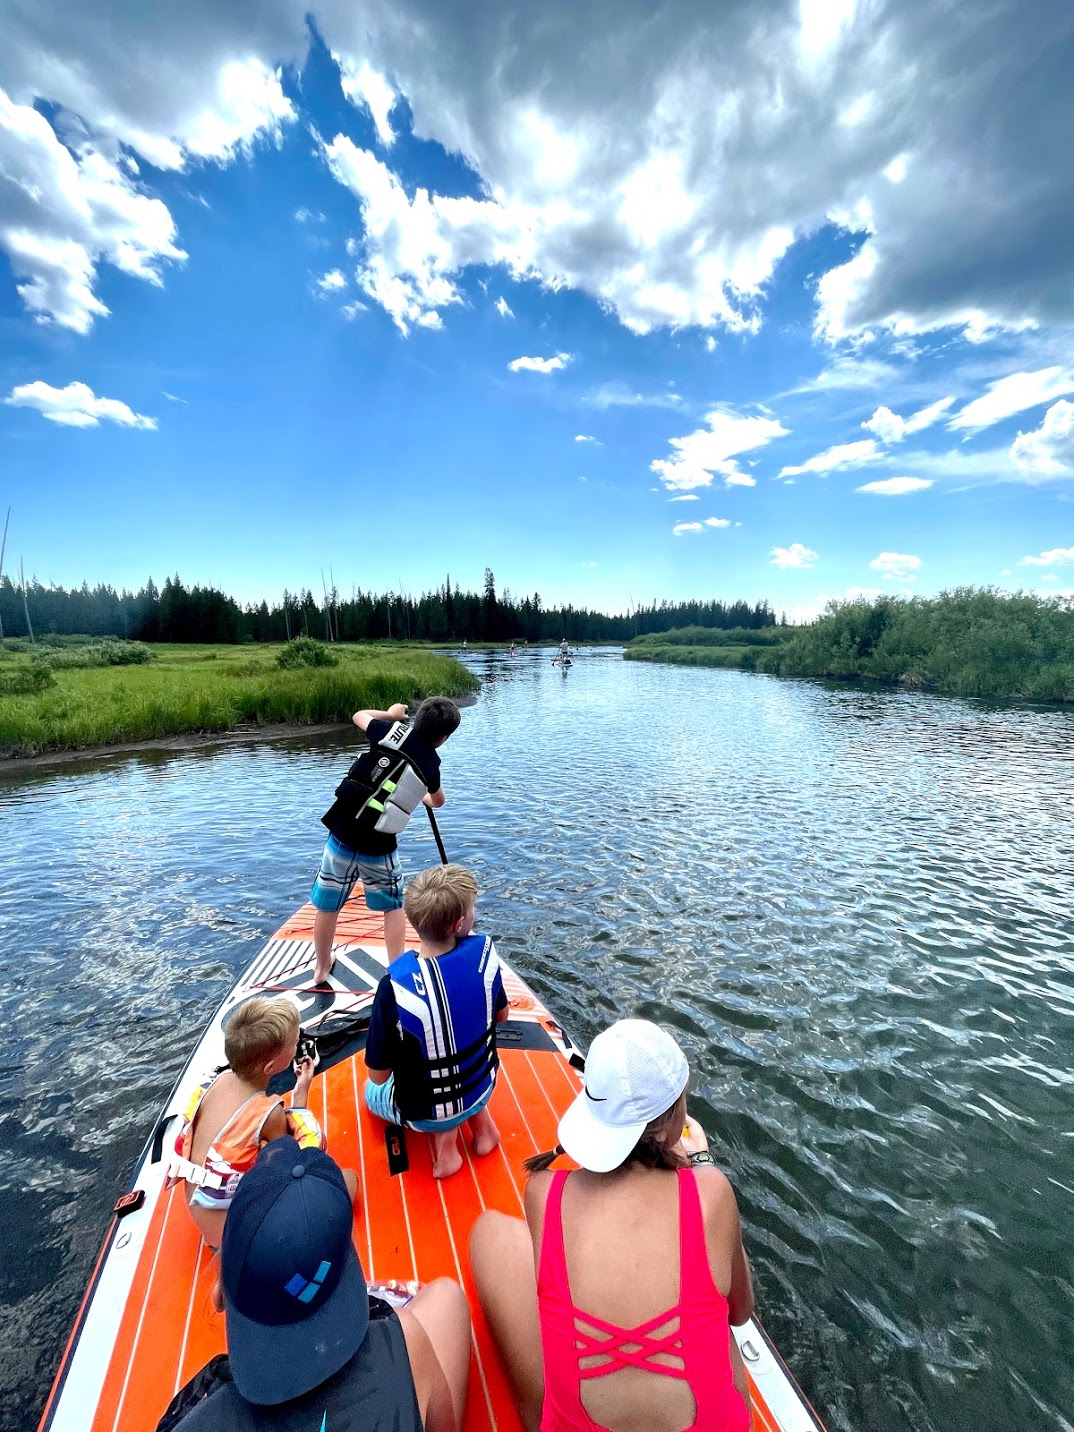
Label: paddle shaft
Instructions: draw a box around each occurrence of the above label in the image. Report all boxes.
[426,803,448,864]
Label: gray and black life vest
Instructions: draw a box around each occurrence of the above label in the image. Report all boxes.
[324,721,430,845]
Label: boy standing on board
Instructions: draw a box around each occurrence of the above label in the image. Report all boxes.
[311,696,461,981]
[364,864,509,1179]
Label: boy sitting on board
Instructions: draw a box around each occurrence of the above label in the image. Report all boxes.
[311,696,461,982]
[166,995,359,1248]
[364,864,509,1179]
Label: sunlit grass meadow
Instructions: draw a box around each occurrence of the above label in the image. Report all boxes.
[0,642,478,759]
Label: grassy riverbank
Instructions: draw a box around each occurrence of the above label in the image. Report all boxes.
[0,642,478,759]
[624,625,792,670]
[625,593,1074,702]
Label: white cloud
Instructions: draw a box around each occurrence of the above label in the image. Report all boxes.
[870,551,921,582]
[862,397,954,443]
[792,357,899,393]
[316,268,347,292]
[495,295,514,318]
[651,408,788,492]
[779,438,880,479]
[857,476,933,495]
[0,87,186,333]
[4,380,157,429]
[673,521,703,536]
[585,384,684,410]
[295,208,326,224]
[949,367,1074,433]
[669,494,698,502]
[162,391,187,403]
[771,543,819,569]
[1010,400,1074,479]
[703,517,730,528]
[704,336,717,353]
[508,352,572,374]
[574,433,599,443]
[336,58,397,146]
[1019,547,1074,567]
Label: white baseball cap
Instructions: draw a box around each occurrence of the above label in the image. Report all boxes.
[558,1020,689,1173]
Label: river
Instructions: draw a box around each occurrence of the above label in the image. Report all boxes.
[2,648,1072,1431]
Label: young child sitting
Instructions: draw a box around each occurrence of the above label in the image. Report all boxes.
[363,864,509,1179]
[311,696,461,982]
[167,995,359,1248]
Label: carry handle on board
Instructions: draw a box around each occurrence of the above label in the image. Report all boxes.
[385,1124,409,1176]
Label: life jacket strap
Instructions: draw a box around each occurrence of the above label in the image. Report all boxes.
[166,1154,229,1192]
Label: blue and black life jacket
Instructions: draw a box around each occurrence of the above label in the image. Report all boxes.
[389,935,503,1122]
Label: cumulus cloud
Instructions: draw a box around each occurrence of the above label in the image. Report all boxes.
[316,268,347,291]
[870,551,921,582]
[862,397,953,443]
[673,521,703,536]
[1019,547,1074,567]
[574,433,599,443]
[779,438,880,479]
[949,367,1074,433]
[703,516,730,528]
[1009,400,1074,479]
[771,543,818,569]
[857,476,933,495]
[651,408,788,492]
[336,57,397,146]
[495,295,514,317]
[508,352,572,374]
[0,87,186,333]
[319,0,1074,342]
[4,380,157,428]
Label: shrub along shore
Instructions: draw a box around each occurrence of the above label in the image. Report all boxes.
[0,639,478,760]
[625,591,1074,703]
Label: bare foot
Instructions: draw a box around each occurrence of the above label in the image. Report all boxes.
[312,957,335,986]
[468,1106,501,1158]
[431,1130,464,1180]
[342,1167,362,1211]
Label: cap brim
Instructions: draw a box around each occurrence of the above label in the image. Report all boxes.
[558,1092,647,1174]
[226,1240,369,1405]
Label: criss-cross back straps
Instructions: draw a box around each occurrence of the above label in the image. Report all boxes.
[572,1305,687,1381]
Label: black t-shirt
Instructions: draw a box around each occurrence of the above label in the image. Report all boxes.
[157,1305,422,1432]
[322,719,442,856]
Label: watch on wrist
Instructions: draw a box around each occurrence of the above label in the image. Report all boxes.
[688,1150,715,1166]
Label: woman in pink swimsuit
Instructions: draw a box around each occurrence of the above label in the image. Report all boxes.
[470,1020,755,1432]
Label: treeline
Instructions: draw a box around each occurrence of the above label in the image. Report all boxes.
[768,589,1074,701]
[0,570,776,646]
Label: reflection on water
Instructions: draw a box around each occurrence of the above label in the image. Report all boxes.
[2,649,1073,1431]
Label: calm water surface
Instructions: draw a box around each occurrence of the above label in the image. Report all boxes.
[2,650,1072,1431]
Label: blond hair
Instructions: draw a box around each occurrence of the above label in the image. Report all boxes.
[225,996,299,1083]
[404,863,479,943]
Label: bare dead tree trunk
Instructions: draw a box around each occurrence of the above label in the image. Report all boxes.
[0,506,9,642]
[20,556,34,642]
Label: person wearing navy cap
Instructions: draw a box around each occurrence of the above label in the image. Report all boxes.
[158,1137,471,1431]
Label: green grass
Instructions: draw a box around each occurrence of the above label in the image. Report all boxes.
[624,645,763,669]
[0,642,479,759]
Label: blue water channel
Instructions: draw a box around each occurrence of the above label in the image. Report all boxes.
[2,648,1072,1430]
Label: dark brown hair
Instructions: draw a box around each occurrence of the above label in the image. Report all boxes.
[411,696,461,744]
[523,1097,688,1175]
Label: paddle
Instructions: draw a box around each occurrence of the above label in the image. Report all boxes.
[426,803,449,865]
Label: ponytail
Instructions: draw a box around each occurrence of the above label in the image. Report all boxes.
[523,1144,564,1174]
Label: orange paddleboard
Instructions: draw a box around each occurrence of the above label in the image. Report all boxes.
[39,887,827,1432]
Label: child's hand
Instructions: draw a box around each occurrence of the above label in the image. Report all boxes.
[388,702,409,720]
[293,1056,315,1102]
[678,1114,710,1157]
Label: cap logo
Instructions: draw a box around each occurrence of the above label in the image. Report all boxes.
[584,1087,608,1102]
[285,1260,332,1304]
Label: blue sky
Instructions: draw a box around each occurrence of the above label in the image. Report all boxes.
[2,2,1073,620]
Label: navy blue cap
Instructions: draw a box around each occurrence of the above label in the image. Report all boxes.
[220,1137,368,1405]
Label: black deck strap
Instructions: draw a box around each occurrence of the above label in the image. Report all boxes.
[385,1124,409,1177]
[496,1019,559,1053]
[568,1050,586,1073]
[151,1113,177,1164]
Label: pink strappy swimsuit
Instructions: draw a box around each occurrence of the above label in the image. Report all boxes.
[537,1168,751,1432]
